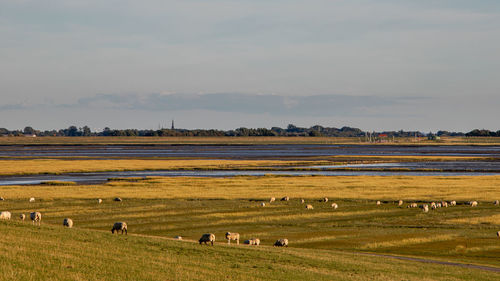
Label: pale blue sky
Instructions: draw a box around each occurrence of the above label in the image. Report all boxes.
[0,1,499,131]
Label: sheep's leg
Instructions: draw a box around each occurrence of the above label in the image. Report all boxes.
[125,229,127,235]
[236,239,239,245]
[227,239,230,245]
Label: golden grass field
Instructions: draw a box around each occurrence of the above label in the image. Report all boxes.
[0,155,493,176]
[0,139,499,280]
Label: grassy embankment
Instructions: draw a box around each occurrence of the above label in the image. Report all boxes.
[0,136,499,145]
[1,175,499,279]
[0,156,493,176]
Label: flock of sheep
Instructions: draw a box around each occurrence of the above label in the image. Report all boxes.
[1,196,499,246]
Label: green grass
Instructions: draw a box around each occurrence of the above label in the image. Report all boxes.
[0,221,498,281]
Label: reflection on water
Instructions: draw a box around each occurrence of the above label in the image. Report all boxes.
[0,168,498,186]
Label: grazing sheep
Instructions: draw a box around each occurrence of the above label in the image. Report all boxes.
[30,212,42,225]
[442,202,448,208]
[305,204,314,210]
[111,222,127,234]
[436,203,442,208]
[225,232,240,245]
[199,233,215,246]
[0,211,11,220]
[274,238,288,247]
[98,199,102,204]
[323,197,328,203]
[20,214,25,221]
[409,203,418,208]
[497,231,500,238]
[63,218,73,228]
[244,238,260,245]
[331,203,338,209]
[29,197,35,203]
[450,201,457,206]
[175,236,182,240]
[398,200,403,206]
[470,201,478,207]
[261,202,266,207]
[269,197,275,203]
[430,202,436,209]
[376,201,381,206]
[494,200,499,206]
[0,197,4,201]
[113,197,122,202]
[422,204,429,213]
[300,199,305,204]
[281,196,289,201]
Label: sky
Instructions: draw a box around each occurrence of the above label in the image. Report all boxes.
[0,0,499,132]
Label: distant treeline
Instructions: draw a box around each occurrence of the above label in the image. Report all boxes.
[0,125,497,138]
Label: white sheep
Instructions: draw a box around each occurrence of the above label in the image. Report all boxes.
[0,211,11,220]
[20,214,26,221]
[63,218,73,228]
[175,236,182,240]
[470,201,478,207]
[305,204,314,210]
[323,197,328,203]
[111,222,127,234]
[30,212,42,225]
[269,197,275,203]
[398,200,403,206]
[450,201,457,206]
[300,199,305,204]
[422,204,429,213]
[225,232,240,245]
[29,197,35,203]
[376,201,381,206]
[494,200,499,206]
[331,203,338,209]
[244,238,260,245]
[261,202,266,207]
[199,233,215,246]
[274,238,288,247]
[497,231,500,238]
[98,199,103,204]
[0,197,4,201]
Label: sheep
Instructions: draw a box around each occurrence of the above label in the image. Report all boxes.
[269,197,275,203]
[470,201,478,207]
[199,233,215,246]
[281,196,289,201]
[442,202,448,208]
[323,197,328,203]
[436,203,442,208]
[63,218,73,228]
[225,232,240,245]
[113,197,122,202]
[376,201,381,206]
[422,204,429,213]
[430,202,437,210]
[300,199,305,204]
[450,201,457,206]
[98,199,102,204]
[407,203,418,208]
[0,211,11,220]
[398,200,403,206]
[0,197,4,201]
[30,212,41,226]
[331,203,338,209]
[261,202,266,207]
[20,214,25,221]
[274,238,288,247]
[244,238,260,246]
[175,236,182,240]
[111,222,127,234]
[497,231,500,238]
[29,197,35,203]
[305,204,314,210]
[494,200,499,206]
